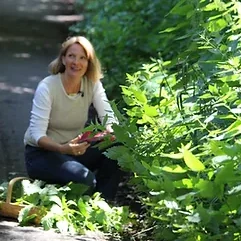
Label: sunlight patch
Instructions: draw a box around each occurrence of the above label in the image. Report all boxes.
[0,82,35,94]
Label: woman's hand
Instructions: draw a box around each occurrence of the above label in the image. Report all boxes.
[106,124,114,133]
[60,137,90,156]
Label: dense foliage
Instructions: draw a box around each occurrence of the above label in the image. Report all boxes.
[70,0,176,102]
[72,0,241,240]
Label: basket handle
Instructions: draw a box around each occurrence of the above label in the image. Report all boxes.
[6,177,32,204]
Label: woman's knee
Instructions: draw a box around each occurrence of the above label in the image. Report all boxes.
[61,161,96,187]
[84,170,97,187]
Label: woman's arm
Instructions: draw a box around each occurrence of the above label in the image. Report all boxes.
[29,81,51,145]
[38,136,90,155]
[92,81,119,128]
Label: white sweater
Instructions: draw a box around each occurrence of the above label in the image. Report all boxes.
[24,74,118,146]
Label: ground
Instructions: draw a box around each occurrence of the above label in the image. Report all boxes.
[0,217,107,241]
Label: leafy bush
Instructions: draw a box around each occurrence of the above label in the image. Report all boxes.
[101,0,241,240]
[11,180,130,236]
[70,0,176,102]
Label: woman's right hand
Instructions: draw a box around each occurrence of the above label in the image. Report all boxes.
[60,137,90,156]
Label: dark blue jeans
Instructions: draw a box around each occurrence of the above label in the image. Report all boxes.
[24,144,122,200]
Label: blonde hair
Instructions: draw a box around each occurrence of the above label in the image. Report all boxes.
[49,36,103,82]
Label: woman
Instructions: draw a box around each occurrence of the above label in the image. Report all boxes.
[24,36,121,200]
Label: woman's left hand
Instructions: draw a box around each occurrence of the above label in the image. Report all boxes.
[59,137,90,155]
[70,137,90,155]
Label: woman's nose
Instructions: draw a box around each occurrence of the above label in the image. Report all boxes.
[73,57,78,64]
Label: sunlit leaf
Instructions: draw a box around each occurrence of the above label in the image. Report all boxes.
[21,180,42,196]
[162,165,187,173]
[174,178,193,189]
[215,119,241,140]
[164,200,179,210]
[144,105,158,117]
[56,220,69,234]
[50,204,63,215]
[96,200,112,212]
[18,204,36,226]
[228,184,241,195]
[182,148,205,172]
[161,152,184,159]
[132,89,147,103]
[212,155,231,165]
[49,195,62,207]
[186,213,200,223]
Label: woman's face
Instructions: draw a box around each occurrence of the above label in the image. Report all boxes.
[62,43,88,79]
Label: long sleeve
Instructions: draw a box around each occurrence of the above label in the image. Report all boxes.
[92,81,119,126]
[29,82,51,145]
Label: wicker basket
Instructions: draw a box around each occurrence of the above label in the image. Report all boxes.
[0,177,41,224]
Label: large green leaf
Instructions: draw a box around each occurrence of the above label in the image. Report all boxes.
[195,179,215,198]
[181,146,205,172]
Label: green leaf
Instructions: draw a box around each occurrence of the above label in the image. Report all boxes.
[203,2,219,11]
[162,165,187,173]
[215,163,235,185]
[169,0,194,17]
[196,205,211,225]
[163,200,179,210]
[174,178,193,189]
[132,89,147,104]
[186,213,200,223]
[21,180,42,195]
[212,155,231,165]
[195,179,215,198]
[228,184,241,195]
[96,200,112,212]
[95,211,106,225]
[144,179,162,191]
[111,125,137,146]
[160,22,188,33]
[144,105,158,117]
[50,204,63,215]
[163,177,175,193]
[182,148,205,172]
[77,198,90,218]
[215,119,241,140]
[66,183,89,200]
[49,195,62,207]
[161,152,184,159]
[18,204,36,226]
[41,212,55,230]
[56,220,69,234]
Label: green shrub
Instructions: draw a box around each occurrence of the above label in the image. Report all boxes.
[103,0,241,240]
[71,0,176,102]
